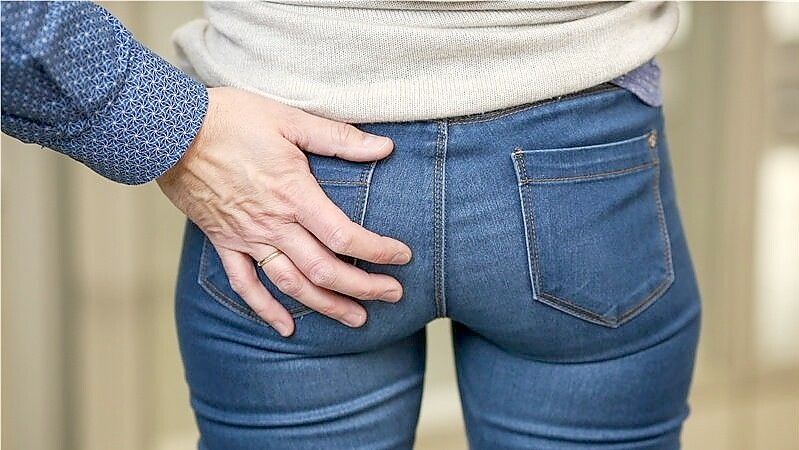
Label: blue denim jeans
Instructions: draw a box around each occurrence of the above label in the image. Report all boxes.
[175,84,702,450]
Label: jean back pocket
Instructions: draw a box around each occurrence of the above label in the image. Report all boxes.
[510,129,674,327]
[197,153,377,326]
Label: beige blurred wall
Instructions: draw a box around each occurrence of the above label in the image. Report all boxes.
[2,4,206,450]
[2,2,798,450]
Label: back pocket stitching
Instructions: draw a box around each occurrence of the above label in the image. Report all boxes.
[353,160,378,268]
[198,237,315,328]
[616,137,676,322]
[512,150,545,301]
[511,129,675,328]
[520,161,656,185]
[316,180,367,186]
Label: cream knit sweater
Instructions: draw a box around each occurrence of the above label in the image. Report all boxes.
[173,1,678,123]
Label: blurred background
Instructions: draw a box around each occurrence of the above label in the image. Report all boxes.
[2,2,798,449]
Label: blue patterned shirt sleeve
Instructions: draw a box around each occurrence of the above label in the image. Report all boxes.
[1,1,209,185]
[610,59,662,107]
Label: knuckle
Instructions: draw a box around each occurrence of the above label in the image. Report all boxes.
[241,225,271,246]
[284,150,312,174]
[328,226,353,254]
[371,244,390,263]
[279,113,310,147]
[306,259,336,287]
[317,301,340,318]
[259,226,280,245]
[261,222,291,246]
[275,175,307,208]
[249,302,273,320]
[354,285,375,300]
[331,122,359,144]
[228,272,251,297]
[272,269,304,297]
[351,275,377,299]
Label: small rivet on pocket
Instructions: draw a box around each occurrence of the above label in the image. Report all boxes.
[647,130,658,149]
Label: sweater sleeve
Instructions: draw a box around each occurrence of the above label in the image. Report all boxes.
[1,1,209,185]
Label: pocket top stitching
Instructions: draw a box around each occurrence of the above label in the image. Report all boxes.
[512,129,657,184]
[309,156,373,185]
[316,180,367,186]
[514,129,653,155]
[520,160,657,185]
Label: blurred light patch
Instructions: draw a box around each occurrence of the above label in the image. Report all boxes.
[765,2,799,44]
[667,2,692,50]
[753,147,799,370]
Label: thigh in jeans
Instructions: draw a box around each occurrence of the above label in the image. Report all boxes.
[173,120,441,449]
[445,86,702,449]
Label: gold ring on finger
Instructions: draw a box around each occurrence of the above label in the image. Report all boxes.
[257,249,284,268]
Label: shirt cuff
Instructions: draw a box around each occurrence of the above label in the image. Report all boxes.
[53,40,209,185]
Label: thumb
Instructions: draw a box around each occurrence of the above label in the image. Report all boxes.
[281,110,394,162]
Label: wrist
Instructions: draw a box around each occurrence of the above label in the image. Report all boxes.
[158,86,218,185]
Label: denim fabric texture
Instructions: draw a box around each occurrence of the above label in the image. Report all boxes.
[175,84,702,450]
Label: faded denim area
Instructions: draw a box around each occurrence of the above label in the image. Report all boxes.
[175,85,701,450]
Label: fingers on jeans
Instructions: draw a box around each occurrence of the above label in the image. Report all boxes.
[280,109,394,162]
[271,224,403,302]
[253,243,368,328]
[294,179,412,265]
[216,247,295,337]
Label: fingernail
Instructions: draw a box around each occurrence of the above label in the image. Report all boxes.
[363,134,392,152]
[343,311,366,327]
[273,321,292,337]
[382,286,402,302]
[391,251,412,264]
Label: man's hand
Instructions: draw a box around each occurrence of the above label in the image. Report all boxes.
[157,87,412,337]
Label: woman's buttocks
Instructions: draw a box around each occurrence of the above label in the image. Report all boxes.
[441,86,699,363]
[176,85,700,364]
[175,119,442,358]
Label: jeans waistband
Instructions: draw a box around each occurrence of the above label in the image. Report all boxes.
[441,82,620,125]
